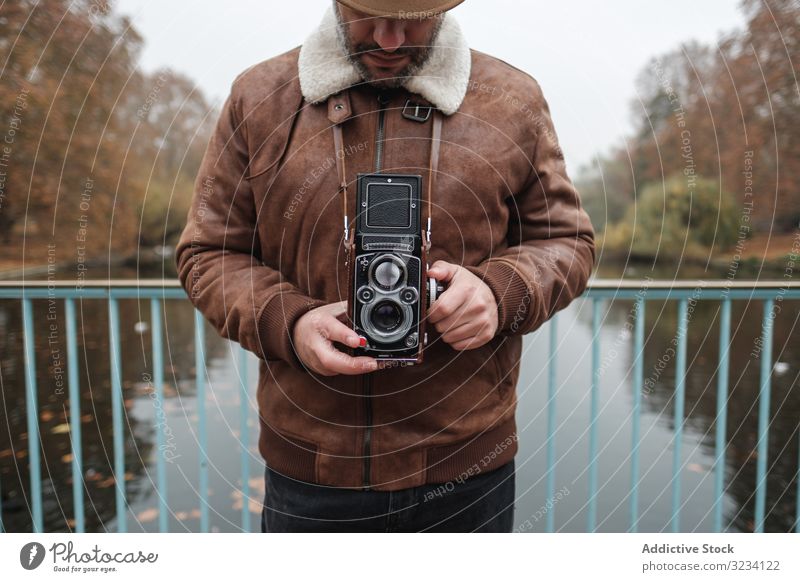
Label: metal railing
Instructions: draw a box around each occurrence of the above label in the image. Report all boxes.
[1,278,799,533]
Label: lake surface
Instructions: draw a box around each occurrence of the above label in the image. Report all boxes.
[0,260,797,532]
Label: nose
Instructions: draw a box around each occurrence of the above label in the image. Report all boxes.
[372,18,406,52]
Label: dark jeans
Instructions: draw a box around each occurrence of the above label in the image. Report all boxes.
[261,459,515,532]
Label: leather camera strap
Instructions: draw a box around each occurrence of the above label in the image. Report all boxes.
[332,106,443,251]
[426,109,442,250]
[332,121,351,249]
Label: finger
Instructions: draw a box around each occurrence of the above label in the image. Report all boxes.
[440,321,477,344]
[427,260,458,282]
[450,335,489,351]
[319,349,378,375]
[329,300,348,317]
[434,298,484,331]
[320,315,363,348]
[427,286,465,324]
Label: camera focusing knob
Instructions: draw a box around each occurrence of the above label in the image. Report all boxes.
[427,276,446,308]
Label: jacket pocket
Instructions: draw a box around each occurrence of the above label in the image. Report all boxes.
[261,422,319,484]
[486,335,514,400]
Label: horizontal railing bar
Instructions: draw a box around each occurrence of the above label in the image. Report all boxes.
[0,278,799,290]
[584,289,800,300]
[0,289,188,299]
[587,279,800,290]
[0,279,184,288]
[2,283,799,302]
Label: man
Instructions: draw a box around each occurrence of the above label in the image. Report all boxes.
[175,0,595,532]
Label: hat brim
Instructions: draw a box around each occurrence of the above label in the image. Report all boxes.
[335,0,465,19]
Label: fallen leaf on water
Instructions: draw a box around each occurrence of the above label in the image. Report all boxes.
[15,450,27,459]
[231,498,263,514]
[98,477,116,488]
[51,423,71,434]
[137,508,158,523]
[0,448,13,459]
[62,453,73,463]
[40,410,55,422]
[687,463,704,473]
[124,472,134,481]
[81,414,93,423]
[174,508,202,521]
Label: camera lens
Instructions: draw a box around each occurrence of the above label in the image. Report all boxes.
[370,300,403,333]
[374,259,402,289]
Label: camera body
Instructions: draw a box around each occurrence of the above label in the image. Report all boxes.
[346,173,445,364]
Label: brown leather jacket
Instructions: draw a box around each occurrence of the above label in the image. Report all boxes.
[175,8,595,491]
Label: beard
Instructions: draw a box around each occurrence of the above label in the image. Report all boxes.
[334,9,443,90]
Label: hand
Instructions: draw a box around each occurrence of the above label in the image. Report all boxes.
[426,260,499,351]
[292,301,378,376]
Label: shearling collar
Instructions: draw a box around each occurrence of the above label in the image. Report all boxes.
[298,5,471,115]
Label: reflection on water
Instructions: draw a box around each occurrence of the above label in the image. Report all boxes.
[0,297,262,532]
[515,296,798,533]
[0,289,797,532]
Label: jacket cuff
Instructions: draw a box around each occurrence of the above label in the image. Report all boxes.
[257,292,328,370]
[465,260,532,335]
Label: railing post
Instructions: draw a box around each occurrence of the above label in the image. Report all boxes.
[796,428,800,534]
[22,297,43,533]
[195,310,209,532]
[65,298,85,532]
[588,299,601,532]
[546,315,558,533]
[754,299,774,532]
[108,297,127,532]
[671,298,689,533]
[713,298,731,532]
[238,346,251,532]
[150,298,168,533]
[629,296,645,532]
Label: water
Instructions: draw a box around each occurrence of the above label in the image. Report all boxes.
[0,264,798,532]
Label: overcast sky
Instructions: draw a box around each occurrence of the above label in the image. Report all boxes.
[116,0,745,172]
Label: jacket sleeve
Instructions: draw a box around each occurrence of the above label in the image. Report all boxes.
[174,88,327,369]
[465,84,596,336]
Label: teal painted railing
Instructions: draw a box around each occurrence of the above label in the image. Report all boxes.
[1,279,798,533]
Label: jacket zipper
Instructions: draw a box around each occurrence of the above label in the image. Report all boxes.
[374,92,388,173]
[362,92,390,490]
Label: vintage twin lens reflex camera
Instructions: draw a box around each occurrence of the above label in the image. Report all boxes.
[347,173,445,364]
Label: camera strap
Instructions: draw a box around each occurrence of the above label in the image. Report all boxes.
[332,106,443,252]
[332,119,352,249]
[426,109,442,251]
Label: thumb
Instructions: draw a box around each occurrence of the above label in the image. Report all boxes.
[428,260,458,282]
[330,300,350,326]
